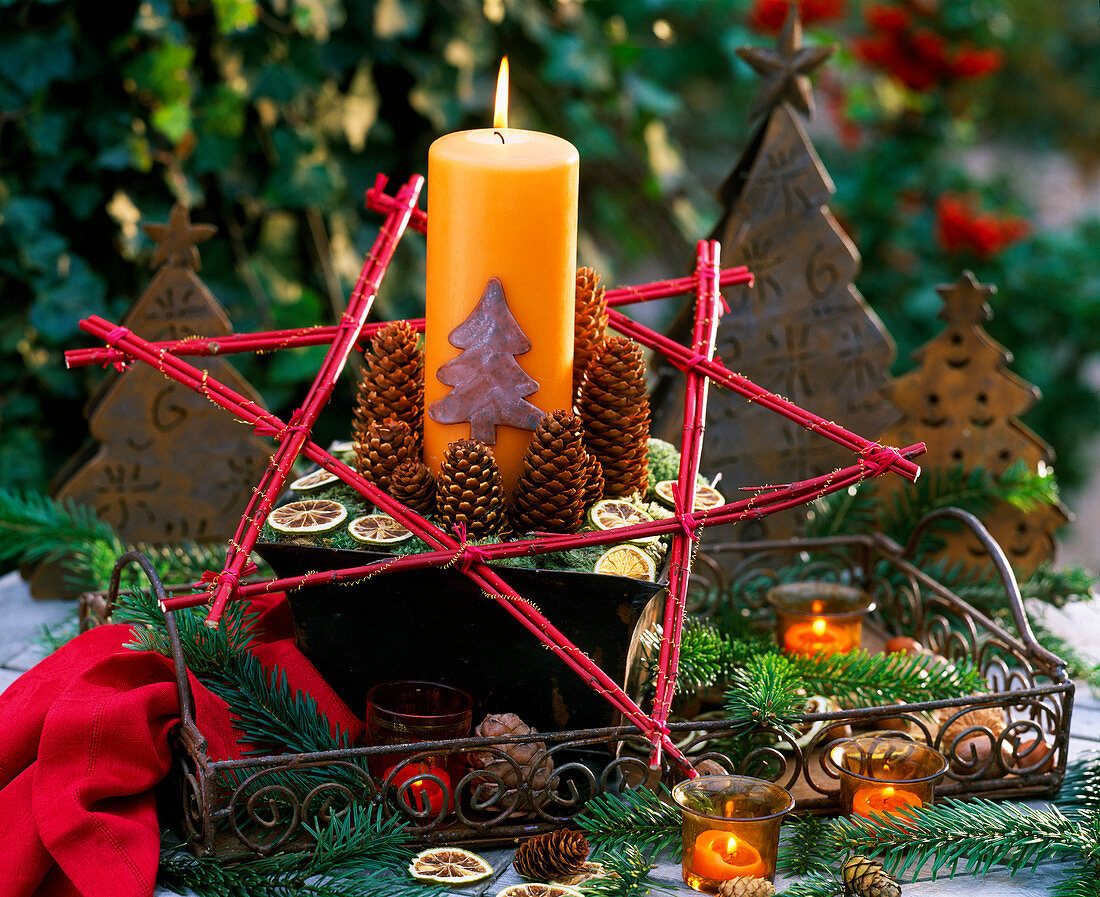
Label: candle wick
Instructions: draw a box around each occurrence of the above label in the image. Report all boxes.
[493,130,506,144]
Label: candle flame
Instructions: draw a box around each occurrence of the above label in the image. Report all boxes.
[724,834,738,854]
[812,618,827,636]
[493,57,509,129]
[884,786,895,797]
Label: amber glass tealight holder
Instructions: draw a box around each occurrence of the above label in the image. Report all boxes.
[832,734,947,820]
[365,680,473,816]
[672,775,794,892]
[767,582,874,656]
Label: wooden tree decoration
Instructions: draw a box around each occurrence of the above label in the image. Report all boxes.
[877,272,1071,577]
[52,205,272,545]
[669,7,900,539]
[428,277,544,443]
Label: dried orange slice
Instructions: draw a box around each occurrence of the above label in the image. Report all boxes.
[588,499,657,544]
[289,469,339,492]
[268,499,347,534]
[497,884,584,897]
[594,544,656,581]
[552,861,608,887]
[348,513,414,545]
[409,847,494,885]
[653,480,724,512]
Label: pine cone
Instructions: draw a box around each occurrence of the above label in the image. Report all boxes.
[389,459,436,516]
[511,411,590,534]
[581,449,604,507]
[353,320,424,444]
[436,439,506,539]
[718,878,776,897]
[468,712,554,815]
[578,336,650,497]
[355,418,417,493]
[513,830,590,881]
[574,266,609,400]
[842,856,901,897]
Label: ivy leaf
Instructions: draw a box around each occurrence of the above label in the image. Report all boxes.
[124,43,195,106]
[152,99,193,143]
[29,257,109,341]
[0,26,75,95]
[211,0,258,34]
[541,33,614,90]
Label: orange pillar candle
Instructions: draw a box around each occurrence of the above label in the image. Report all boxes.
[424,58,579,493]
[783,617,852,655]
[692,831,766,881]
[851,784,923,820]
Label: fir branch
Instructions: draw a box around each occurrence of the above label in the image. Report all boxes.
[1059,753,1100,817]
[0,486,264,593]
[788,649,985,707]
[575,786,682,860]
[777,814,837,876]
[0,487,121,572]
[776,871,843,897]
[640,620,747,695]
[1049,863,1100,897]
[117,587,364,804]
[157,803,438,897]
[724,653,804,739]
[827,800,1096,880]
[581,844,672,897]
[805,484,879,539]
[997,459,1061,511]
[936,563,1097,614]
[118,588,352,756]
[877,465,1001,547]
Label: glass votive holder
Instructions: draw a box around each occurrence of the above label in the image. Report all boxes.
[832,734,947,820]
[767,582,874,656]
[365,680,473,815]
[672,775,795,892]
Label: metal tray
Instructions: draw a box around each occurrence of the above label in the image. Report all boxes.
[98,508,1072,857]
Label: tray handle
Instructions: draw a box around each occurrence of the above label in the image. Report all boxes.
[106,551,202,736]
[901,507,1063,670]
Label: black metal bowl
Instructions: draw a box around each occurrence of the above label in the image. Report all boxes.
[255,541,668,732]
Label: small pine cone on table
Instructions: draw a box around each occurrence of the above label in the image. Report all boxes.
[436,439,507,539]
[718,878,776,897]
[578,336,650,497]
[513,829,590,881]
[468,712,554,815]
[511,410,590,534]
[389,459,436,516]
[355,418,417,493]
[353,320,424,444]
[574,266,609,400]
[842,855,901,897]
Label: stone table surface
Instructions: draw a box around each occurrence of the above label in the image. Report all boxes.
[0,569,1096,896]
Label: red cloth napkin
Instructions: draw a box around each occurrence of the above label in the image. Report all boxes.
[0,593,362,897]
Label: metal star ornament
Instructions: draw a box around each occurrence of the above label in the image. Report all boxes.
[736,5,836,122]
[143,204,217,270]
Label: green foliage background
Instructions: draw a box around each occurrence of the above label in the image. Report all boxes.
[1,0,1097,505]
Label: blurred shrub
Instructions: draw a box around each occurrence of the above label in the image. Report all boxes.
[0,0,1096,503]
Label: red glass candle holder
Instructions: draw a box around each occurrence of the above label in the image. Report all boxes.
[831,734,947,820]
[672,775,794,892]
[767,582,874,656]
[365,680,473,815]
